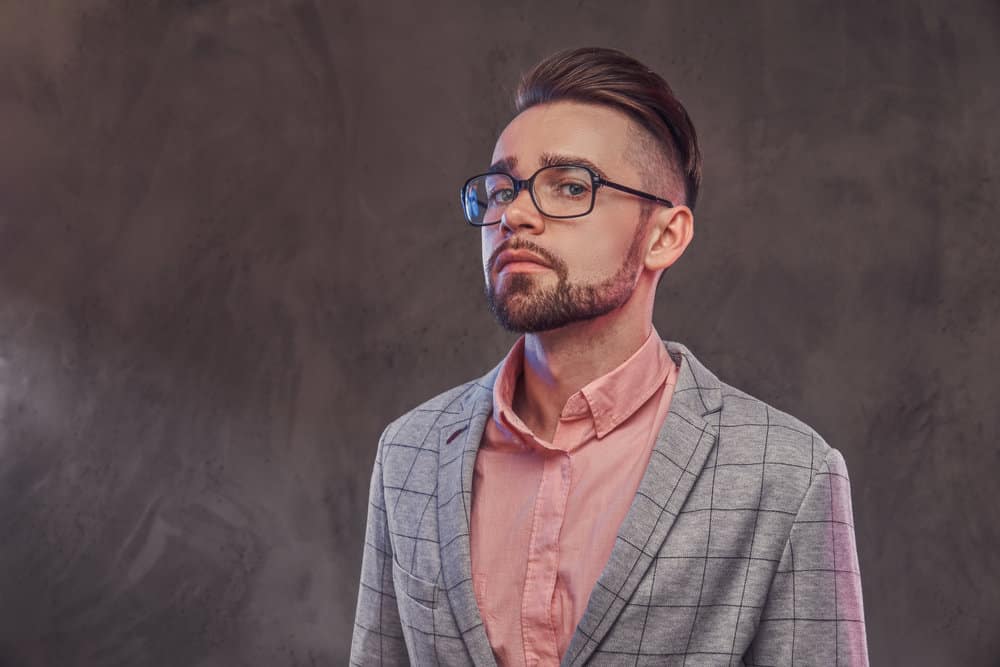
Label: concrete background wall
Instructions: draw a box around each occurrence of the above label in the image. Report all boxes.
[1,1,997,665]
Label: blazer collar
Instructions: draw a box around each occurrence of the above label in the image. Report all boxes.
[436,340,722,666]
[563,340,722,665]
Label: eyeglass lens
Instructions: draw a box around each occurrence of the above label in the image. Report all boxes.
[463,166,594,225]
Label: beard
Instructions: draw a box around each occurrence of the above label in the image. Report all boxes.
[484,230,646,333]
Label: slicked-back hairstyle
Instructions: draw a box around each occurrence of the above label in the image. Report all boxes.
[514,47,702,210]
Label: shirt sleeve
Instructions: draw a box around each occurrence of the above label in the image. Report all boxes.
[350,425,411,666]
[744,446,870,666]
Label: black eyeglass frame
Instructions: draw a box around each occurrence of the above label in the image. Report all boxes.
[460,164,675,227]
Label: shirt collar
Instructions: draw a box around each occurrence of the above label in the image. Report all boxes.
[491,326,676,443]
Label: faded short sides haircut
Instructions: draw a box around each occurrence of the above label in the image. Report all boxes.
[514,47,702,212]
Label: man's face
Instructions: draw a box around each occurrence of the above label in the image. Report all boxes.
[481,100,651,333]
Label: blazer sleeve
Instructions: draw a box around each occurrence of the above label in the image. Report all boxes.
[350,425,411,666]
[744,447,870,666]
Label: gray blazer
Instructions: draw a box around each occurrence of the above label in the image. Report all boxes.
[351,341,868,666]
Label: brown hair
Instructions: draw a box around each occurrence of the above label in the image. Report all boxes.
[514,47,702,210]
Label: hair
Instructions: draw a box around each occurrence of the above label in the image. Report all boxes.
[514,47,702,212]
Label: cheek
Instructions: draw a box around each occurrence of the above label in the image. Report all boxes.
[481,233,493,267]
[481,229,499,276]
[566,232,633,278]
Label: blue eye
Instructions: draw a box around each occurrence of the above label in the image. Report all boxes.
[555,181,589,198]
[489,188,515,205]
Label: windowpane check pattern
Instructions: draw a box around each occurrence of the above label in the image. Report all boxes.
[351,340,868,666]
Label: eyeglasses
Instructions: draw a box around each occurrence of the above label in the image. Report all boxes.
[460,164,674,226]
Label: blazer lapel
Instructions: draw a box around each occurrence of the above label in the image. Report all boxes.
[563,341,723,666]
[437,365,502,666]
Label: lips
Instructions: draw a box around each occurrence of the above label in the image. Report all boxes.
[494,249,550,273]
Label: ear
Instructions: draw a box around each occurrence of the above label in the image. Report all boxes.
[644,205,694,272]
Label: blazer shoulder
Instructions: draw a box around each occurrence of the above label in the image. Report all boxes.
[378,378,485,454]
[717,381,835,475]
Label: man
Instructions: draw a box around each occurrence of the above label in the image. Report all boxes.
[351,47,868,666]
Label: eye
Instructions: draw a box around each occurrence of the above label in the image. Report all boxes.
[553,179,590,198]
[560,182,588,197]
[488,188,515,205]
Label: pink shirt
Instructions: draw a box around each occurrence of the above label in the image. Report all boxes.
[469,328,679,666]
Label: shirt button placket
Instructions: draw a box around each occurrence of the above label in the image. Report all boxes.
[522,446,572,666]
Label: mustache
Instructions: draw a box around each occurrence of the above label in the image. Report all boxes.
[488,239,562,273]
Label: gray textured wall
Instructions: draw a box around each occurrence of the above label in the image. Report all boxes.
[1,1,997,665]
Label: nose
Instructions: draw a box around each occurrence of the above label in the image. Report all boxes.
[499,186,544,234]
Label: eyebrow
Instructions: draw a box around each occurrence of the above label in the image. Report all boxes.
[540,152,609,180]
[489,155,517,173]
[487,152,609,180]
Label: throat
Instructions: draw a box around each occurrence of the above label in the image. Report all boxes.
[511,369,564,444]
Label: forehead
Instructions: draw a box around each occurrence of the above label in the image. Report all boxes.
[490,100,636,176]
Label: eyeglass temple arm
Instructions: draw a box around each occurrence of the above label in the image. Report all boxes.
[597,178,674,208]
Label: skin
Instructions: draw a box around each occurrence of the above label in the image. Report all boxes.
[481,100,695,443]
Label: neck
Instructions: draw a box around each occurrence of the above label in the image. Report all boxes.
[511,288,656,442]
